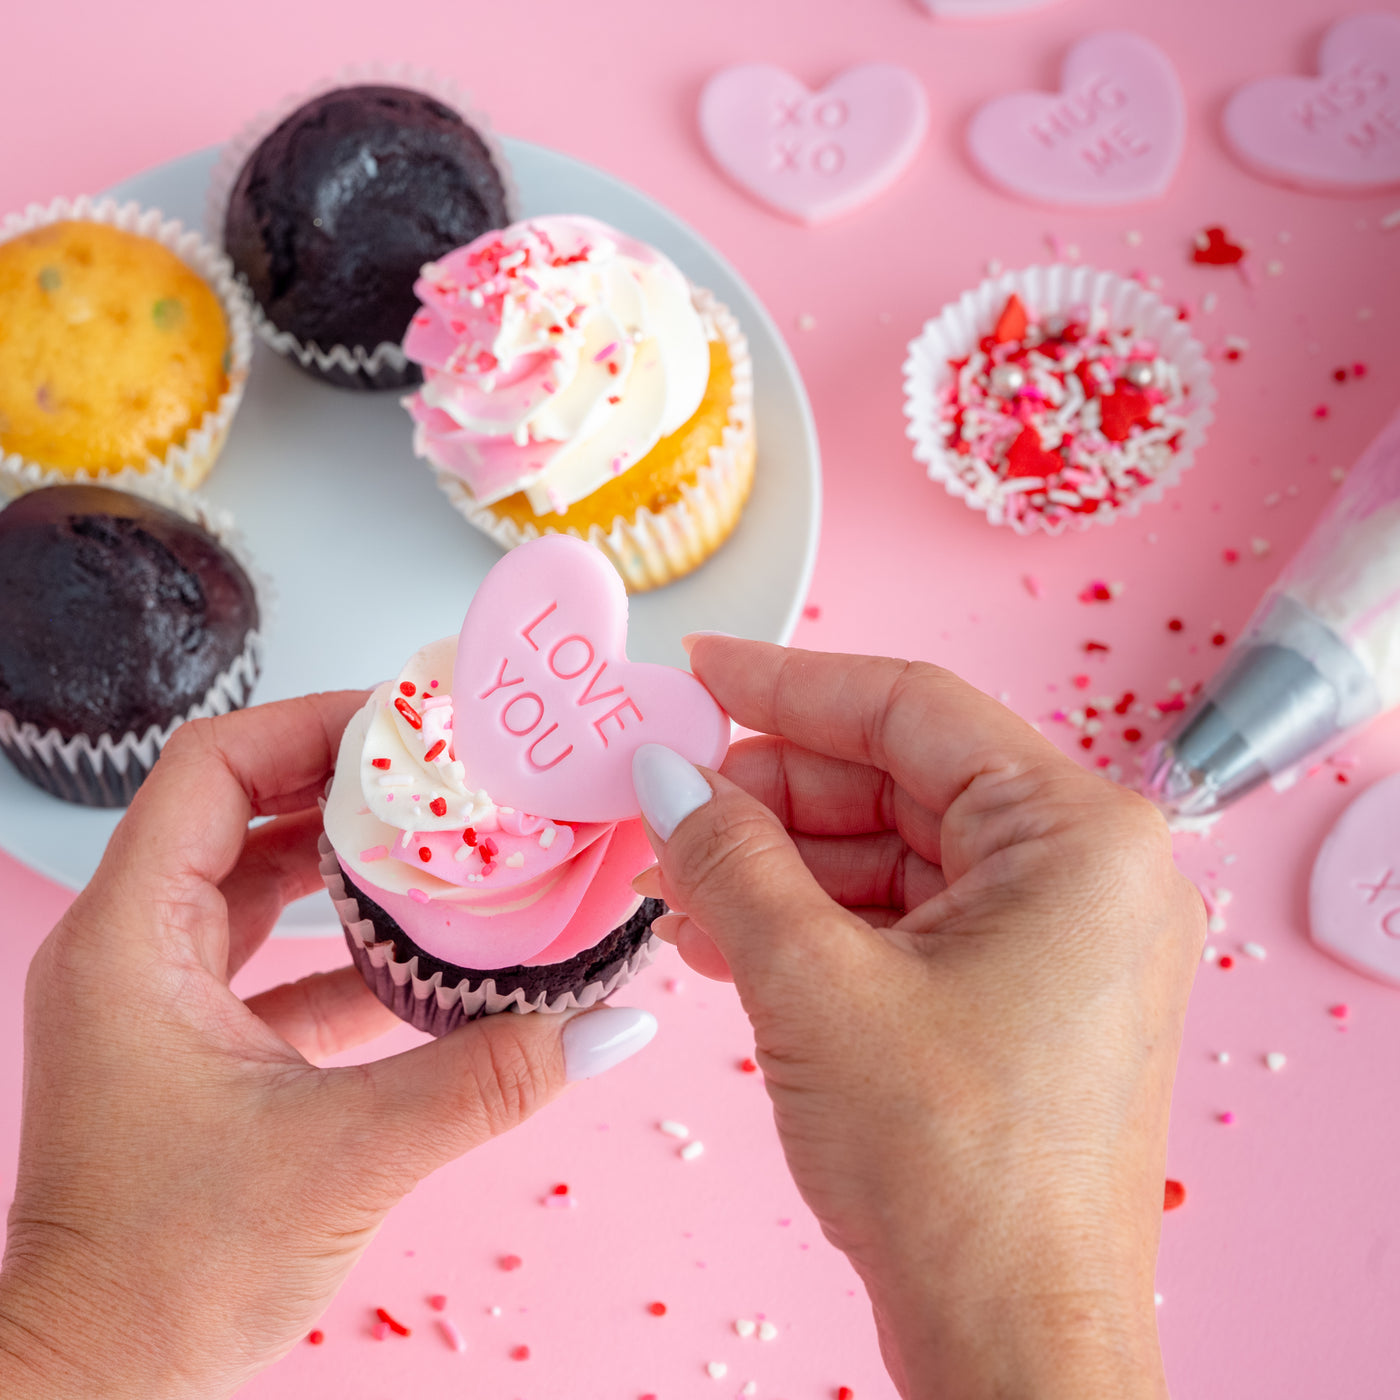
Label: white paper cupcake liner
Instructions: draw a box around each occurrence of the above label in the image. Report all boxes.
[902,264,1216,536]
[429,286,757,592]
[318,834,658,1029]
[0,196,254,491]
[0,467,273,807]
[206,63,520,390]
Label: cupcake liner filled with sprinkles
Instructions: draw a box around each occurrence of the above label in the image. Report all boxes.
[903,265,1215,535]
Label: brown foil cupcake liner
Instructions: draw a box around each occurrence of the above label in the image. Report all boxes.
[0,196,254,491]
[318,834,658,1030]
[0,468,272,807]
[205,63,520,392]
[429,286,757,592]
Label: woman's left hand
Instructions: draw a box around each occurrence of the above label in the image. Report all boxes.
[0,693,648,1400]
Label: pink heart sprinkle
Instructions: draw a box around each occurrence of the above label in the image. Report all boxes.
[1223,13,1400,192]
[699,62,928,225]
[967,31,1185,206]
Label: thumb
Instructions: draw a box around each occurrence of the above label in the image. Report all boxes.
[631,743,849,988]
[343,1003,657,1183]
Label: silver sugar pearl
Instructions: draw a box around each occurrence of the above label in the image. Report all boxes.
[1124,360,1155,388]
[989,363,1027,397]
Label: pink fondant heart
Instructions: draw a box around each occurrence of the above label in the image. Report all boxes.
[453,536,730,822]
[698,63,928,225]
[1310,772,1400,986]
[967,31,1184,206]
[1223,13,1400,193]
[921,0,1062,17]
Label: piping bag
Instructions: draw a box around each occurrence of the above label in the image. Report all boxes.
[1145,407,1400,818]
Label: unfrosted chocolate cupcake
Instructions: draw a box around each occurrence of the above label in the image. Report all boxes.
[222,84,510,389]
[0,485,262,806]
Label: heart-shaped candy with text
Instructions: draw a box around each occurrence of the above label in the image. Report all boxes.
[699,63,928,225]
[921,0,1062,17]
[1310,772,1400,987]
[1223,13,1400,192]
[453,536,730,823]
[967,31,1184,206]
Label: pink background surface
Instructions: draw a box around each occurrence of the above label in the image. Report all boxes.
[4,1,1400,1396]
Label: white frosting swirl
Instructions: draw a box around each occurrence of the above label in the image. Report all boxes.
[402,215,711,513]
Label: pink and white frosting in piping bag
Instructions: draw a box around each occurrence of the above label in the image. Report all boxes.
[401,214,711,515]
[323,635,653,969]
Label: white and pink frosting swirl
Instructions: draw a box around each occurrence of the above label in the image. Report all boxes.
[323,635,651,968]
[401,214,711,514]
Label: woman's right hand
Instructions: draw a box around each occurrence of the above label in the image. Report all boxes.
[631,638,1203,1400]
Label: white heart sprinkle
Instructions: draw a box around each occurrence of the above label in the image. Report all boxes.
[706,1361,728,1380]
[1265,1052,1287,1072]
[757,1320,778,1341]
[734,1319,756,1339]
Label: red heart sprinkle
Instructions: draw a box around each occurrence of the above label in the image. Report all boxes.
[1164,1179,1186,1210]
[993,293,1029,344]
[1192,226,1246,266]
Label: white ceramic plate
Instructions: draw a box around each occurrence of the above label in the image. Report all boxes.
[0,139,821,930]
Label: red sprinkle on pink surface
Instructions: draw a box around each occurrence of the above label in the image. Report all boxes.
[1192,226,1246,265]
[1219,1111,1236,1125]
[1123,728,1143,744]
[1219,955,1235,969]
[1223,548,1239,564]
[803,604,822,621]
[307,1330,324,1345]
[838,1388,856,1400]
[1084,640,1110,653]
[499,1254,524,1271]
[462,827,478,846]
[376,1308,410,1337]
[395,697,423,729]
[1072,674,1091,690]
[1212,632,1227,646]
[1354,362,1368,377]
[371,757,391,770]
[552,1183,570,1196]
[429,1294,448,1312]
[424,740,447,762]
[1079,581,1114,603]
[1314,404,1330,419]
[1334,367,1349,383]
[1330,1003,1350,1019]
[481,837,499,860]
[400,681,417,698]
[418,846,432,863]
[1164,1179,1187,1211]
[648,1301,668,1316]
[739,1057,759,1074]
[510,1344,531,1361]
[1168,618,1184,632]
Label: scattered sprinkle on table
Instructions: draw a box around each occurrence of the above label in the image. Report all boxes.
[438,1318,467,1353]
[1265,1052,1288,1073]
[1164,1179,1187,1211]
[498,1254,523,1271]
[707,1360,729,1380]
[375,1307,410,1337]
[306,1330,324,1346]
[680,1140,706,1162]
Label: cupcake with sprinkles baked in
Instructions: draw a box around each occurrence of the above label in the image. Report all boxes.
[401,214,755,591]
[320,533,730,1027]
[903,266,1215,534]
[0,197,252,490]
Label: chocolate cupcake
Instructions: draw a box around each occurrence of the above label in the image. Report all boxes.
[220,81,512,389]
[319,534,730,1028]
[0,482,263,806]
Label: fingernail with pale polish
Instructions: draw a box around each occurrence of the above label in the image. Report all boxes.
[681,630,736,655]
[632,743,713,841]
[563,1006,658,1081]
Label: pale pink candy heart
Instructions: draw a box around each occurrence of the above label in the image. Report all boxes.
[921,0,1062,17]
[1310,771,1400,987]
[1223,13,1400,193]
[453,535,730,822]
[699,63,928,225]
[967,31,1184,207]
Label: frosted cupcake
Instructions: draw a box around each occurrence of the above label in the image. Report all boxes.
[321,534,730,1028]
[401,215,755,591]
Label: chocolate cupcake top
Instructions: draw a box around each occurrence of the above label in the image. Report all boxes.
[223,84,510,354]
[0,486,259,738]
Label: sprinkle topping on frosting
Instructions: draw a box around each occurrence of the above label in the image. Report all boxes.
[402,215,710,514]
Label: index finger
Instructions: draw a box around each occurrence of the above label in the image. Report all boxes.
[100,689,367,899]
[687,637,1061,818]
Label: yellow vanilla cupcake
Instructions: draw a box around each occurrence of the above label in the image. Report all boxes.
[402,215,755,591]
[0,207,248,487]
